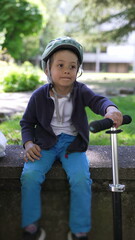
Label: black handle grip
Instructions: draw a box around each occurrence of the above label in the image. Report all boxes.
[122,115,132,125]
[89,115,132,133]
[89,118,113,133]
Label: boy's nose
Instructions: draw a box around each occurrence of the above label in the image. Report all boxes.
[64,67,70,74]
[64,70,70,74]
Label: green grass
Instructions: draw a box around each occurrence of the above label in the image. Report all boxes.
[0,114,22,145]
[80,72,135,81]
[79,72,135,94]
[86,95,135,145]
[0,95,135,146]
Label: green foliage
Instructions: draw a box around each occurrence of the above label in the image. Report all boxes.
[3,71,41,92]
[40,0,65,54]
[0,61,44,93]
[65,0,135,47]
[17,36,40,62]
[0,0,43,59]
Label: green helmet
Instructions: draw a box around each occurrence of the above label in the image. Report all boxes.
[41,36,83,70]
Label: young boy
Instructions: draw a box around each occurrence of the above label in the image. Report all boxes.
[20,36,123,240]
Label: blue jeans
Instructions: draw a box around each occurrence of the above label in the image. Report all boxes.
[20,133,92,233]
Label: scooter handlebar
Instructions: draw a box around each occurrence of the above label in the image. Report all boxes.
[122,115,132,125]
[89,115,132,133]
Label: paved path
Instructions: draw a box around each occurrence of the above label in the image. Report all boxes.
[0,92,32,115]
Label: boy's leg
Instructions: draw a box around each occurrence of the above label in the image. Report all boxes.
[20,149,56,228]
[60,151,92,234]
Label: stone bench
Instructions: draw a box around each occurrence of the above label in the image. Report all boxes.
[0,145,135,240]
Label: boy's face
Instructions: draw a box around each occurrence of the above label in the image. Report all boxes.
[46,50,79,89]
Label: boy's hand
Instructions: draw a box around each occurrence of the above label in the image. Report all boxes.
[105,106,123,128]
[24,141,42,162]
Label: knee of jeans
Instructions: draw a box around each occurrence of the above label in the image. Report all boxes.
[21,170,45,185]
[69,170,91,186]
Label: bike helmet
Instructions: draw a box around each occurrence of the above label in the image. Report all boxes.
[41,36,83,70]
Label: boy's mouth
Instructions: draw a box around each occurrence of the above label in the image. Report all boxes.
[61,77,71,80]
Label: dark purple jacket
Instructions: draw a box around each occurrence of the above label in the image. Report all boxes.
[20,81,116,154]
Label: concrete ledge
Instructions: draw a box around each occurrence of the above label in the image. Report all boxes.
[0,145,135,180]
[0,145,135,240]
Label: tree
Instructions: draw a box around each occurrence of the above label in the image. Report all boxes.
[65,0,135,49]
[0,0,44,59]
[39,0,65,54]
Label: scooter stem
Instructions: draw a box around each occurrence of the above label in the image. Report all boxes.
[107,127,125,240]
[108,127,125,192]
[111,127,119,186]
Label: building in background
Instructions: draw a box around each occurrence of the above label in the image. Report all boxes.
[83,32,135,73]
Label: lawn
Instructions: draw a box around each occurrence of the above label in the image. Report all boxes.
[79,72,135,95]
[86,95,135,146]
[0,95,135,146]
[0,114,22,145]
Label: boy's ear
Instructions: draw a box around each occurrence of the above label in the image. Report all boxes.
[45,68,48,75]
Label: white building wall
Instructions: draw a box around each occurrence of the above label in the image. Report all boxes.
[83,31,135,72]
[84,45,135,63]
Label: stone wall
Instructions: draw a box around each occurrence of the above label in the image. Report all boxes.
[0,145,135,240]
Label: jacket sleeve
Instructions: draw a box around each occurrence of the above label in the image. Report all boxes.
[82,84,117,116]
[20,94,38,146]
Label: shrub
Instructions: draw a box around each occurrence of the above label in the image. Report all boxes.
[3,71,41,92]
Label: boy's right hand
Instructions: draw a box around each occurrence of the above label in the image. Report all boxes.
[24,141,42,162]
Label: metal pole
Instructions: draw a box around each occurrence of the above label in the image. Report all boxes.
[107,127,125,240]
[110,127,119,186]
[109,127,125,192]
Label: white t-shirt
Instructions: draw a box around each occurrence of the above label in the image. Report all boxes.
[51,96,77,136]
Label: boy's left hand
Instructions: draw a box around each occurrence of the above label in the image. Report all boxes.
[105,106,123,128]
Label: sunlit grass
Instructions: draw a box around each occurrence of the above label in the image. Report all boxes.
[0,114,22,145]
[79,72,135,91]
[86,95,135,146]
[80,72,135,81]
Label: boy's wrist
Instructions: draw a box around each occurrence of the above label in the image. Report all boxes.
[106,106,118,113]
[24,141,33,149]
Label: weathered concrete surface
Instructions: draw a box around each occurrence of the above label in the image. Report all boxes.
[0,145,135,240]
[1,145,135,180]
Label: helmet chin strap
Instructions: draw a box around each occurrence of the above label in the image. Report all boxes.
[77,65,83,78]
[46,59,53,84]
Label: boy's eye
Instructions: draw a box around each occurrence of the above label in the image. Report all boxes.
[58,64,63,68]
[70,65,76,69]
[57,64,77,69]
[68,65,77,70]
